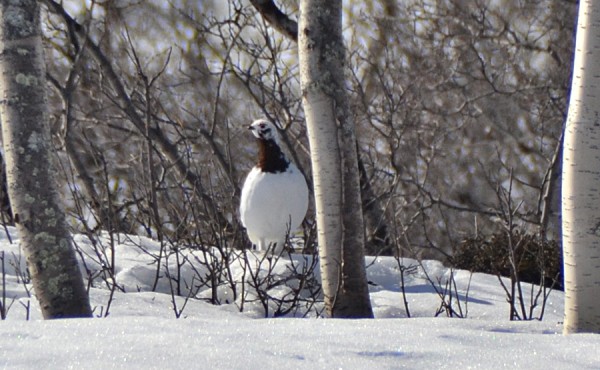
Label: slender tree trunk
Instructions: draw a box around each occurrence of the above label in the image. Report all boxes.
[562,0,600,334]
[299,0,373,318]
[540,133,563,242]
[0,0,92,319]
[359,154,392,255]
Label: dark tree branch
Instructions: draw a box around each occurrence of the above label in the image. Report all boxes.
[43,0,232,229]
[250,0,298,41]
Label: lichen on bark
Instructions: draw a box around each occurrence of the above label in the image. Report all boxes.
[0,0,92,318]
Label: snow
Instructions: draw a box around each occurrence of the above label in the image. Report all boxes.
[0,226,598,369]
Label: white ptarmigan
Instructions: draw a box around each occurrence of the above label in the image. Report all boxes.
[240,119,308,254]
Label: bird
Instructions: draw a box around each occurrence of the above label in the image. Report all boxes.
[239,119,308,254]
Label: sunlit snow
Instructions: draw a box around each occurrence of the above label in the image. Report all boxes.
[0,226,598,369]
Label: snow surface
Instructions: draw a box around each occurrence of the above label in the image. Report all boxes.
[0,226,598,369]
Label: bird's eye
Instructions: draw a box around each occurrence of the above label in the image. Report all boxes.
[259,124,266,129]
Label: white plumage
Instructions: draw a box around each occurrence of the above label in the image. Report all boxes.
[240,119,308,254]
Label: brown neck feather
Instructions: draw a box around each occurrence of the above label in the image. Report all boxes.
[257,138,289,173]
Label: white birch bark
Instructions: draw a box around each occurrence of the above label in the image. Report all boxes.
[0,0,91,318]
[299,36,342,317]
[562,0,600,334]
[299,0,373,318]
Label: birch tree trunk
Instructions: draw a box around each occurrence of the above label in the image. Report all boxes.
[299,0,373,318]
[562,0,600,334]
[0,0,92,319]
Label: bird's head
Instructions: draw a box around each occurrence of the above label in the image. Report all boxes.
[249,119,279,142]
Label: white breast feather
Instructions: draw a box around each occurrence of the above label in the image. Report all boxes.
[240,165,308,252]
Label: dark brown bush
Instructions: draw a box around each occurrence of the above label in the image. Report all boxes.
[452,231,563,290]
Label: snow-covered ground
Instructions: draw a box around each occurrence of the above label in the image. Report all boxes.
[0,226,598,369]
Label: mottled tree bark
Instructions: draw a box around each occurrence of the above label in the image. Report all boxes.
[562,0,600,334]
[0,0,92,319]
[299,0,373,318]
